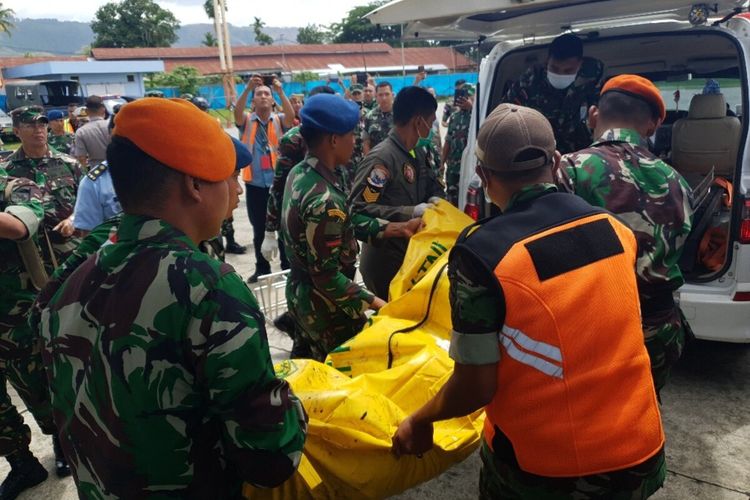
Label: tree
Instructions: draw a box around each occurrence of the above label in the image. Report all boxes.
[292,71,319,93]
[328,1,400,45]
[91,0,179,48]
[147,65,203,96]
[0,2,13,36]
[202,32,218,47]
[253,17,274,46]
[297,24,327,45]
[203,0,227,21]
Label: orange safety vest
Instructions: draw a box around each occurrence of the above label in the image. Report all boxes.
[240,113,282,183]
[457,192,664,478]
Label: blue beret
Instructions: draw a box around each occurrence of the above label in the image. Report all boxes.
[231,136,253,171]
[300,94,360,134]
[47,110,65,121]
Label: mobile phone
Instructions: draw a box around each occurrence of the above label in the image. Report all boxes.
[454,87,469,106]
[417,65,425,73]
[262,74,276,86]
[356,72,368,85]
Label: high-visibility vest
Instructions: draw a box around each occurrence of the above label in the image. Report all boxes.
[457,192,664,478]
[240,113,282,183]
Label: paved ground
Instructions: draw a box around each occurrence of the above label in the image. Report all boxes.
[4,115,749,497]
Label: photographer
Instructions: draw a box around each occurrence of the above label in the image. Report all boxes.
[235,75,295,282]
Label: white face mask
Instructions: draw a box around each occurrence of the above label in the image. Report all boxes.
[547,71,576,90]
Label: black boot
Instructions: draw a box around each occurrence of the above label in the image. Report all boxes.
[224,225,246,254]
[225,240,246,254]
[52,436,71,478]
[0,449,48,500]
[273,312,297,338]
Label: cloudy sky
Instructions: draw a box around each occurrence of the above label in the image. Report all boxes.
[4,0,370,27]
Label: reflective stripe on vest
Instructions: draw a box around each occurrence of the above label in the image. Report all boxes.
[459,193,664,478]
[499,325,563,379]
[241,114,281,183]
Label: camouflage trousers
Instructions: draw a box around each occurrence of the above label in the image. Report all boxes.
[643,304,690,394]
[0,282,57,455]
[479,440,666,499]
[286,279,366,362]
[0,349,56,456]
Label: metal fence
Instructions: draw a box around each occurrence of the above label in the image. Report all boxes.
[151,72,479,109]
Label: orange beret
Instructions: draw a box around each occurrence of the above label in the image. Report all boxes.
[601,74,666,121]
[113,98,235,182]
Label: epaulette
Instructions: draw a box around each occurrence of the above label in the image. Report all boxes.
[87,162,108,181]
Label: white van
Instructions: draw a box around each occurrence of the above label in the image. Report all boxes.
[368,0,750,343]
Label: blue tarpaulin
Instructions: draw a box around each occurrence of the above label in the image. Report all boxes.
[150,72,479,109]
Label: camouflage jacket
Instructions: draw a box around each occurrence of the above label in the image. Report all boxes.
[0,169,45,276]
[1,170,45,355]
[266,127,350,232]
[39,214,307,498]
[445,109,472,178]
[348,106,368,176]
[266,126,306,232]
[48,132,75,156]
[0,147,82,262]
[281,156,387,318]
[362,100,377,113]
[362,107,394,150]
[560,128,693,296]
[502,57,604,154]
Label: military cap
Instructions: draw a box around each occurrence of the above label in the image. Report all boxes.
[349,83,364,94]
[113,98,235,182]
[300,94,360,134]
[475,103,556,172]
[601,74,666,121]
[47,110,65,121]
[231,136,253,171]
[11,105,48,125]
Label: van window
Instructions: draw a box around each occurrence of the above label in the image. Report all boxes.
[655,78,742,117]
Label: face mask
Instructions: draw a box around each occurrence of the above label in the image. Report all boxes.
[478,166,492,205]
[547,71,576,90]
[415,118,433,148]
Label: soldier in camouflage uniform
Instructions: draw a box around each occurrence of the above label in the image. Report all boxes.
[502,34,603,154]
[281,94,420,361]
[442,84,475,205]
[39,98,306,498]
[0,106,81,496]
[392,103,666,499]
[559,75,693,393]
[362,82,394,155]
[0,170,61,498]
[3,107,82,264]
[262,85,340,266]
[362,83,377,113]
[46,110,75,156]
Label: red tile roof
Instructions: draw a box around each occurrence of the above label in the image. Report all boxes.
[91,43,474,75]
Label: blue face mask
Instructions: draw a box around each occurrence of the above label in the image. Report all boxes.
[416,118,434,148]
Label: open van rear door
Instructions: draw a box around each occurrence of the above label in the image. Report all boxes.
[367,0,747,41]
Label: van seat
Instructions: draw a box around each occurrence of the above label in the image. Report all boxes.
[671,94,740,177]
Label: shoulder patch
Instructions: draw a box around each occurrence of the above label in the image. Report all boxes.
[367,166,389,189]
[86,163,108,181]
